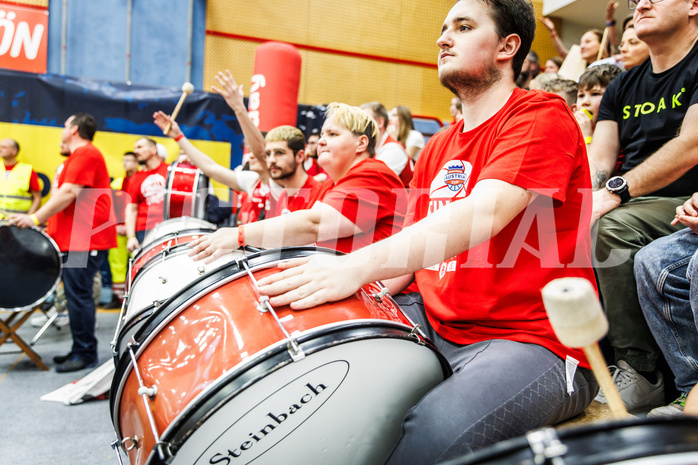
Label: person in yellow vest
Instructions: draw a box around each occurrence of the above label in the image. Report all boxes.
[0,138,42,217]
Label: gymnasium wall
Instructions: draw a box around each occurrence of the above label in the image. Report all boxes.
[203,0,555,122]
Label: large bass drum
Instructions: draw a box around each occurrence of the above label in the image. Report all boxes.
[0,223,61,311]
[448,417,698,465]
[111,247,450,465]
[163,161,209,220]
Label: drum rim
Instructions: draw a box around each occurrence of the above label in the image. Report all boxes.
[137,226,216,261]
[0,224,63,312]
[449,417,698,465]
[113,321,450,465]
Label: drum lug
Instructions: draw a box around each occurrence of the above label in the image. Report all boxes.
[158,276,168,284]
[287,337,305,362]
[197,266,206,275]
[372,287,390,303]
[138,384,158,399]
[409,325,426,345]
[526,427,568,465]
[120,436,139,451]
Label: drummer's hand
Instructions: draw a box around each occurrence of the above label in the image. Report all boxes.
[188,228,238,263]
[127,236,140,253]
[9,213,35,229]
[153,111,182,139]
[257,254,363,310]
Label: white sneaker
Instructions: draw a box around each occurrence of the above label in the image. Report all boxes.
[594,360,664,412]
[648,393,687,418]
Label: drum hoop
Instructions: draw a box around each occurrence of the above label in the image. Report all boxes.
[450,417,698,465]
[0,224,63,312]
[134,227,216,265]
[162,162,177,221]
[129,241,213,293]
[189,169,202,218]
[112,321,449,462]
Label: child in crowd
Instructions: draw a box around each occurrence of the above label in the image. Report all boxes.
[574,64,623,146]
[540,78,578,110]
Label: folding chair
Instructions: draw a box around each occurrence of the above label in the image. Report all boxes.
[0,308,48,370]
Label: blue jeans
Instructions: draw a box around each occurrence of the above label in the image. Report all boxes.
[385,293,598,464]
[635,228,698,395]
[62,250,108,363]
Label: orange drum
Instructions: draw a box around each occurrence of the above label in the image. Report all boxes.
[128,217,216,287]
[164,161,209,220]
[111,247,450,465]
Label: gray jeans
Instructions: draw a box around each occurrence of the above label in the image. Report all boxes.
[385,293,598,465]
[594,196,687,371]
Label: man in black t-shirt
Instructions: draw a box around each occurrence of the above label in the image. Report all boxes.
[588,0,698,413]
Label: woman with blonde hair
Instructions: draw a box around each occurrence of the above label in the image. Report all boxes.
[189,102,407,259]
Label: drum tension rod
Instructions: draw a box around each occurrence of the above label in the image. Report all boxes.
[372,287,390,302]
[526,427,568,465]
[111,436,127,464]
[238,258,306,362]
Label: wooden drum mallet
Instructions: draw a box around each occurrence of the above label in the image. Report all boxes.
[163,82,194,135]
[542,277,629,420]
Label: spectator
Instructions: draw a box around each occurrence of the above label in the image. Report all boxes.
[516,50,540,89]
[255,1,597,461]
[540,18,610,65]
[588,0,698,412]
[544,56,563,73]
[0,138,42,217]
[303,128,327,182]
[360,101,413,187]
[189,102,406,257]
[125,137,168,253]
[619,25,649,70]
[389,105,426,162]
[528,71,560,91]
[449,96,464,124]
[635,193,698,417]
[574,64,623,147]
[540,78,578,110]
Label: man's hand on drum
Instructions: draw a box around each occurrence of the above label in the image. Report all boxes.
[257,254,364,310]
[9,213,36,229]
[188,228,239,263]
[127,236,140,253]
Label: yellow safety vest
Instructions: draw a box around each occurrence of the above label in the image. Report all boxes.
[0,162,34,215]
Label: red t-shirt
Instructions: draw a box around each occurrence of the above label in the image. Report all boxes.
[269,174,323,217]
[408,88,595,368]
[3,163,41,192]
[305,157,326,177]
[46,143,117,252]
[315,158,406,254]
[127,162,168,232]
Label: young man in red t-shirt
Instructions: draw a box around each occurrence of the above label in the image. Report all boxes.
[0,138,42,216]
[125,137,168,252]
[254,1,599,461]
[12,113,116,373]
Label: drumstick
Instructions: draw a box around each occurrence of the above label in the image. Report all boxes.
[163,82,195,135]
[542,278,629,420]
[597,28,610,62]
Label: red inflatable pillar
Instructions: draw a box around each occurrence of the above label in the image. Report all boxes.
[248,42,302,131]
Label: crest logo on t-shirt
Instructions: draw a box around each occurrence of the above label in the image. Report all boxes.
[444,161,467,192]
[428,160,471,216]
[141,173,166,206]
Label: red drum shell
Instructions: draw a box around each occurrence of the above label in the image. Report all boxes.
[112,247,449,465]
[164,162,209,220]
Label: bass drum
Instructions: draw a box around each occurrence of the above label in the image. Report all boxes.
[111,247,451,465]
[163,161,209,220]
[450,417,698,465]
[0,223,62,311]
[130,217,216,285]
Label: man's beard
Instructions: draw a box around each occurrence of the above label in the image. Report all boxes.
[270,160,297,180]
[138,159,147,166]
[439,62,502,101]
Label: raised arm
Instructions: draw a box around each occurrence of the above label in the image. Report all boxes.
[540,17,569,60]
[256,179,536,309]
[212,70,269,180]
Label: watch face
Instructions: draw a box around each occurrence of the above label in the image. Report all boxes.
[608,177,625,190]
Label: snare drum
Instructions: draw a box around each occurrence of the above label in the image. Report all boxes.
[452,417,698,465]
[130,217,216,284]
[163,161,209,220]
[0,223,62,311]
[111,247,450,465]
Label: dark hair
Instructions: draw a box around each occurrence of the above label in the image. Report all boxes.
[481,0,536,80]
[69,113,97,141]
[549,56,563,68]
[123,151,137,159]
[578,64,623,91]
[360,102,390,129]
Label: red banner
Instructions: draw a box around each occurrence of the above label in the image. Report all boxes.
[0,2,48,73]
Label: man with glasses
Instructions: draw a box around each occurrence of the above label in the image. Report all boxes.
[588,0,698,412]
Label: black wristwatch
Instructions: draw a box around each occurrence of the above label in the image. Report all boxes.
[605,176,631,204]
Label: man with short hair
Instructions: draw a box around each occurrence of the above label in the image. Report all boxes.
[303,128,327,182]
[360,101,413,187]
[258,0,597,459]
[125,137,168,252]
[0,138,41,217]
[588,0,698,412]
[12,113,116,372]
